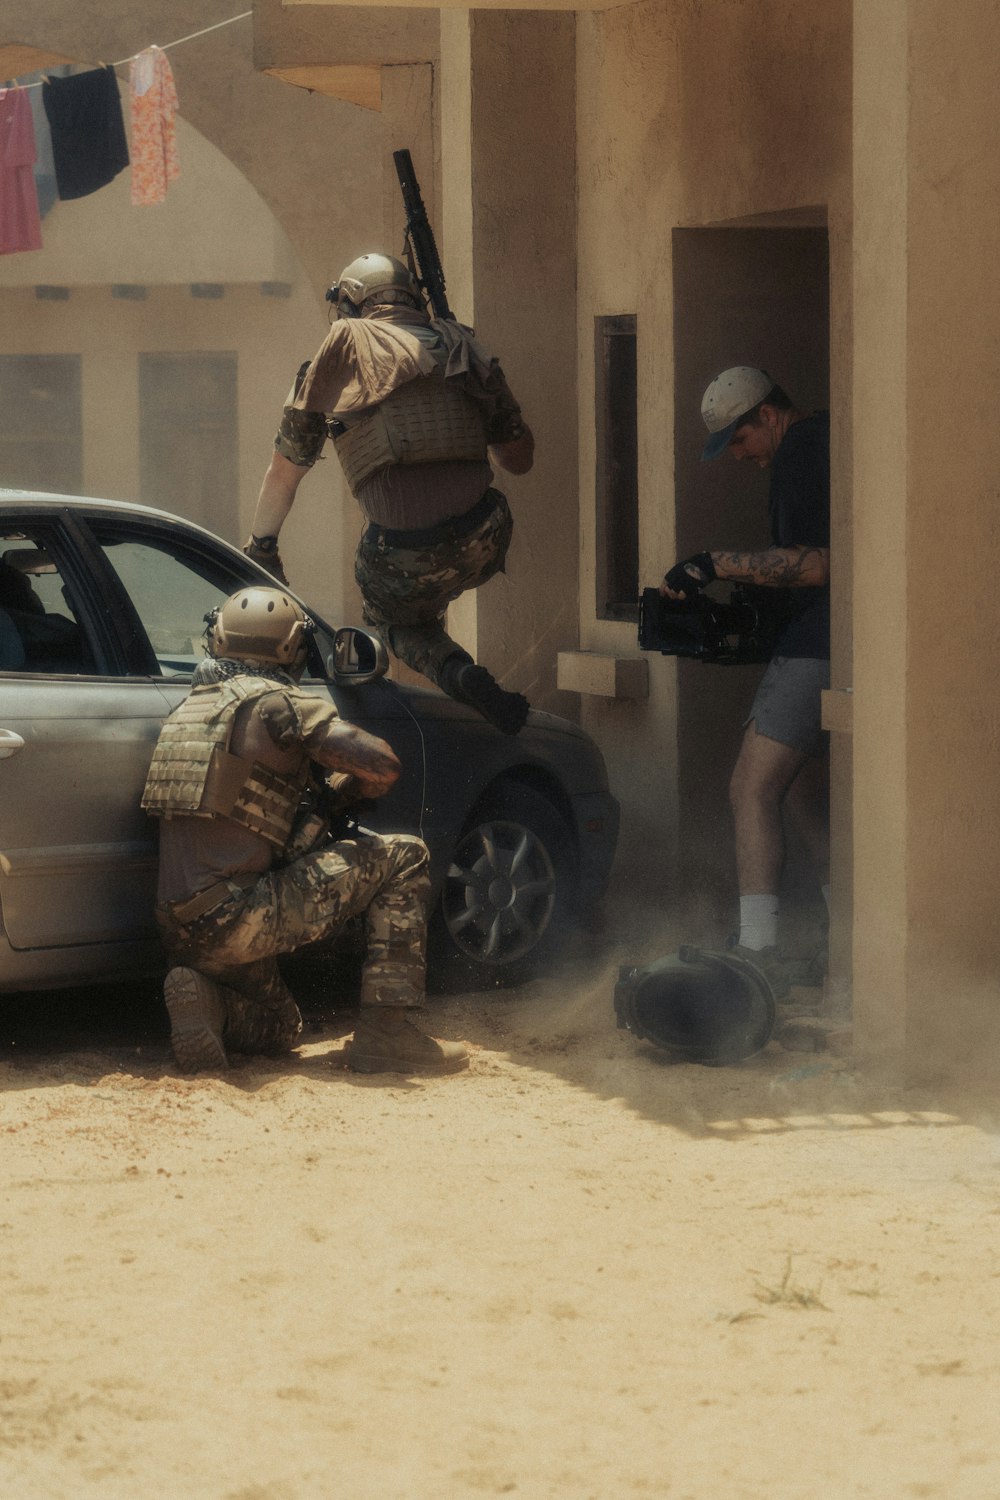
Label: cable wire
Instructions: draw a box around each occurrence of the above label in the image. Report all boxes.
[7,10,252,88]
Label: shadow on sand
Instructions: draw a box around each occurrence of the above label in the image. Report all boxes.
[1,912,996,1142]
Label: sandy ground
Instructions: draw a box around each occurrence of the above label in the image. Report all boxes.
[2,937,1000,1500]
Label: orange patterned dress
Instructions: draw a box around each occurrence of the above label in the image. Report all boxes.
[129,47,180,207]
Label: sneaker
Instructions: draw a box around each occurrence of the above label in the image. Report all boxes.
[724,943,796,1001]
[164,967,228,1073]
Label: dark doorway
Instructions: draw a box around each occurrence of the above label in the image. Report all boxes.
[671,225,830,928]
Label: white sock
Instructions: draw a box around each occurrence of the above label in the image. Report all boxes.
[821,884,831,912]
[739,894,779,951]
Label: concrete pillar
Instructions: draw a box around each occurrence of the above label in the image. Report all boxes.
[852,0,1000,1079]
[438,12,579,714]
[379,64,436,252]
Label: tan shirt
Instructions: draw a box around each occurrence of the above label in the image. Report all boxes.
[274,308,525,530]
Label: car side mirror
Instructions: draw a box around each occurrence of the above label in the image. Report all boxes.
[328,626,389,685]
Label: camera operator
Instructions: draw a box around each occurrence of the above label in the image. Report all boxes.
[660,367,830,983]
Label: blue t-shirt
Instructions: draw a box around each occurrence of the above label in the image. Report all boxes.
[768,411,830,659]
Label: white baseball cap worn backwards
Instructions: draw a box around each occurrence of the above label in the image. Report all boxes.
[700,366,774,461]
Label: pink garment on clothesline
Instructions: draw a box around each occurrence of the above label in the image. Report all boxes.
[0,88,42,254]
[129,46,180,206]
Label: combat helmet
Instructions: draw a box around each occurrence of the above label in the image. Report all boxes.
[331,253,422,314]
[207,587,313,672]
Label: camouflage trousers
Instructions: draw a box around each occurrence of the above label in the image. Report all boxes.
[156,832,430,1054]
[354,488,513,686]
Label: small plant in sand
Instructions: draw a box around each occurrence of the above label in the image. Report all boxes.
[753,1255,829,1311]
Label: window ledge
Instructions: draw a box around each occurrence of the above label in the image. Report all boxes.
[557,650,648,700]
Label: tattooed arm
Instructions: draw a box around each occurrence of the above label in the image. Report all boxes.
[259,691,401,800]
[309,720,401,799]
[711,544,829,588]
[659,543,829,601]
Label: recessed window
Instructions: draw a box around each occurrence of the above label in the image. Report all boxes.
[0,354,82,494]
[139,352,238,538]
[595,315,638,621]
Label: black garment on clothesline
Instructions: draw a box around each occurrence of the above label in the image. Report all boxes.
[42,65,129,201]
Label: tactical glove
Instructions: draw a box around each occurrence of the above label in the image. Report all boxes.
[324,772,366,815]
[662,551,717,598]
[244,534,289,586]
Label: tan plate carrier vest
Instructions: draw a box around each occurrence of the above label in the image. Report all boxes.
[332,367,487,496]
[141,678,309,851]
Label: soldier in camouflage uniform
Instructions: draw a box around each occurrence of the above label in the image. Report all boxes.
[246,254,535,736]
[142,585,469,1078]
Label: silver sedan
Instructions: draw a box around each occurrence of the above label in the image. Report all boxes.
[0,490,619,994]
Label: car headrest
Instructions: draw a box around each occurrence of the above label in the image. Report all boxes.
[2,548,56,575]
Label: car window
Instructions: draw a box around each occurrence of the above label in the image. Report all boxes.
[0,529,96,674]
[89,521,336,681]
[91,529,243,676]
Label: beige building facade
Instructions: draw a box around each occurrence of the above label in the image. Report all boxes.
[4,0,999,1079]
[252,0,1000,1081]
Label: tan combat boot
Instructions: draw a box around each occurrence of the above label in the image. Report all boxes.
[347,1006,470,1076]
[163,966,228,1073]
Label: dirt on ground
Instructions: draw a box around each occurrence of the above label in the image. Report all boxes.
[2,927,1000,1500]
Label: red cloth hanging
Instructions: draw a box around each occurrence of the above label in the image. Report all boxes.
[0,88,43,254]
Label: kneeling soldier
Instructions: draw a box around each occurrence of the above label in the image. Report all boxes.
[141,585,469,1077]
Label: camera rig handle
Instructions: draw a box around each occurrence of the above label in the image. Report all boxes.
[638,584,793,666]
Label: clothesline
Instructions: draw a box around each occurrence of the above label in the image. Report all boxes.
[7,10,253,89]
[110,11,253,68]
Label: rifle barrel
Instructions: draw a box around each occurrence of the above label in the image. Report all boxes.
[392,148,452,321]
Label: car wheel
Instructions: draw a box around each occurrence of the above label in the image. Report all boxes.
[429,781,578,991]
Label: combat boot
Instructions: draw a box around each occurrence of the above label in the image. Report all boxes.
[347,1006,470,1076]
[163,966,228,1073]
[438,658,529,737]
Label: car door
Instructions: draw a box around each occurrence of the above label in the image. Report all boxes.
[0,510,171,952]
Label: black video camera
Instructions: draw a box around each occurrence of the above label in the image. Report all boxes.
[638,584,794,666]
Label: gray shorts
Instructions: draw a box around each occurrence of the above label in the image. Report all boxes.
[745,655,830,757]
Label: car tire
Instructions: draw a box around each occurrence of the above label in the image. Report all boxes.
[429,780,578,992]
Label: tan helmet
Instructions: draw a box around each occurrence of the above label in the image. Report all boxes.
[333,253,421,314]
[207,587,313,671]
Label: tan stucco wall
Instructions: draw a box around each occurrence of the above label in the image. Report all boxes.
[851,0,909,1063]
[439,12,579,714]
[853,0,1000,1079]
[252,0,437,74]
[575,0,852,924]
